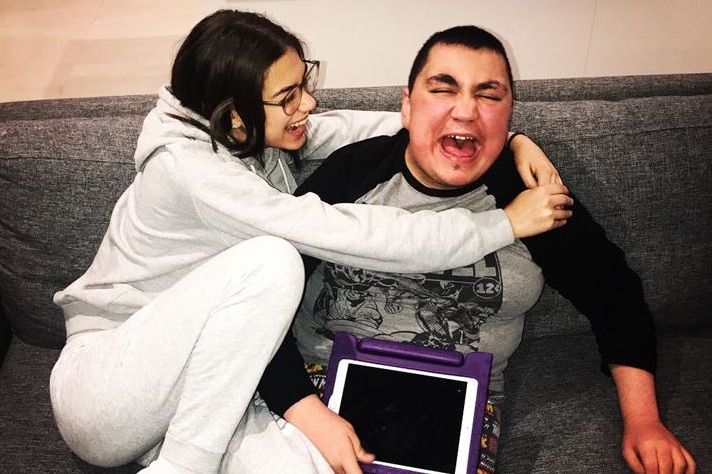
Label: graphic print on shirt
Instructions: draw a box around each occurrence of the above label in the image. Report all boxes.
[312,253,503,353]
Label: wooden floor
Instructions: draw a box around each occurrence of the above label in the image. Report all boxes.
[0,0,210,103]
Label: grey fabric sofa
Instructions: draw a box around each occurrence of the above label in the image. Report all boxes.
[1,73,711,473]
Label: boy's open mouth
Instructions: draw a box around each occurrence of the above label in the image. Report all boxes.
[441,134,479,159]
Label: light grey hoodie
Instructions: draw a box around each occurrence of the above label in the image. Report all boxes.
[54,86,514,338]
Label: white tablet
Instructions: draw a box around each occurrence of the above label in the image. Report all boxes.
[326,358,480,474]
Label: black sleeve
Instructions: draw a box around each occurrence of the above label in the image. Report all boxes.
[257,330,317,416]
[486,152,657,375]
[524,202,657,374]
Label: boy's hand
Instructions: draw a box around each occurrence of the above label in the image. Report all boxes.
[611,365,697,474]
[509,132,563,188]
[622,419,696,474]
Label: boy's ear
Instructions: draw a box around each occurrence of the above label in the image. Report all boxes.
[401,87,411,129]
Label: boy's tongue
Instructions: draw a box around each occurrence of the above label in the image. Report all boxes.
[442,136,477,158]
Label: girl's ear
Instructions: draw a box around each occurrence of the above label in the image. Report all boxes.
[230,110,247,143]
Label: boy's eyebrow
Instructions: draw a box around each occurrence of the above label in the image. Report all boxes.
[426,74,458,87]
[426,75,510,93]
[476,80,509,91]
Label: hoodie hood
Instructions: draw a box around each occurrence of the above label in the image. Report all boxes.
[133,86,297,193]
[134,86,215,172]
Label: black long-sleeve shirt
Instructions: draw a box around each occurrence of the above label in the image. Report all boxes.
[258,129,657,416]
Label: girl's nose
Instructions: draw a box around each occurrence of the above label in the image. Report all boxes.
[300,89,318,113]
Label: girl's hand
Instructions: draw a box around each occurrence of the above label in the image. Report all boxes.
[284,394,375,474]
[504,184,573,238]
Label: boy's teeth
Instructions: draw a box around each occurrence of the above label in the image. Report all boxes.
[449,135,473,142]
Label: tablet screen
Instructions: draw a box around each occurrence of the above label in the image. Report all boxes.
[328,359,478,474]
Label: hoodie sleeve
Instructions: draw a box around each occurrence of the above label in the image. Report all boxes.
[182,154,514,274]
[140,102,512,274]
[300,110,403,162]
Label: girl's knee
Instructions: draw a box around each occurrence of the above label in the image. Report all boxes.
[249,236,302,266]
[230,236,304,282]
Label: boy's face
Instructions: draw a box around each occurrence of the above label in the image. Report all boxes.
[401,43,513,190]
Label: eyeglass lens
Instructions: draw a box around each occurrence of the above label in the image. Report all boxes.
[283,62,319,114]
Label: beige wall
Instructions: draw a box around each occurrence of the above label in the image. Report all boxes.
[215,0,712,87]
[2,0,710,101]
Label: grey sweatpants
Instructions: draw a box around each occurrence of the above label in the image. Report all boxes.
[50,237,332,474]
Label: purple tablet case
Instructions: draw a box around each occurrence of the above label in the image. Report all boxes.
[323,331,492,474]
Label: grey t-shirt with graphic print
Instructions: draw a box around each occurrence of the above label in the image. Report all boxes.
[294,172,544,392]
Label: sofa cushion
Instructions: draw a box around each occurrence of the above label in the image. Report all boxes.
[498,328,712,473]
[0,338,141,473]
[0,115,142,348]
[2,323,708,474]
[510,94,712,337]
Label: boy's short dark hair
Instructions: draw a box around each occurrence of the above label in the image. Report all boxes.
[407,25,514,95]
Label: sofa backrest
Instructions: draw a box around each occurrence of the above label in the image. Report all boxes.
[309,74,712,339]
[0,97,154,348]
[1,74,711,349]
[512,95,712,337]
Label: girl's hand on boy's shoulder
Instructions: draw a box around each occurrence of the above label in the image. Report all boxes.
[504,184,573,239]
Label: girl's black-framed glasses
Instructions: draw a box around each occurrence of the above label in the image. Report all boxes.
[263,59,320,115]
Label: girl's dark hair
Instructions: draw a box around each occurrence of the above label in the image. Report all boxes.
[170,10,305,159]
[407,25,514,97]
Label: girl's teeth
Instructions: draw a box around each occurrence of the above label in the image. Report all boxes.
[288,118,308,130]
